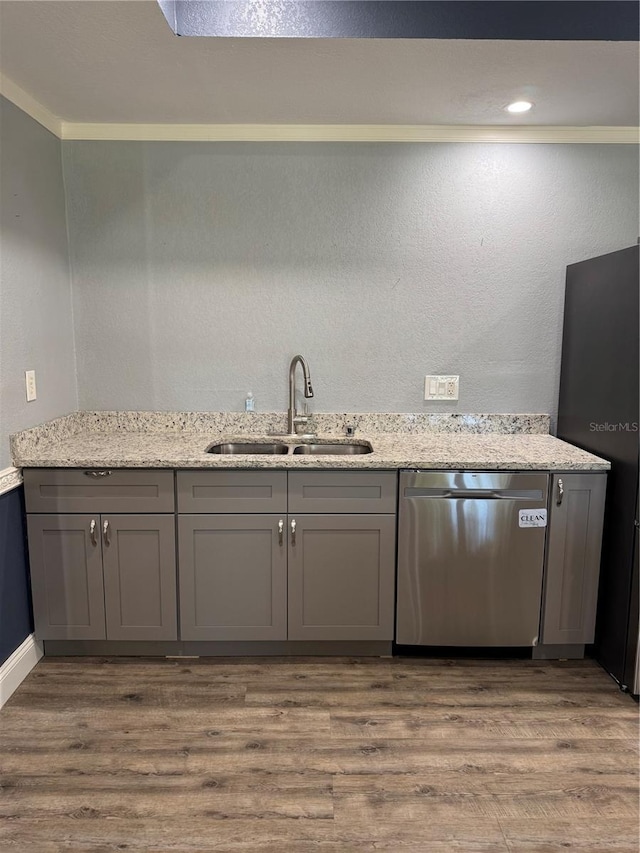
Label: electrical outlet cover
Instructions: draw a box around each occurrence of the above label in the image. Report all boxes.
[425,375,459,401]
[25,370,37,402]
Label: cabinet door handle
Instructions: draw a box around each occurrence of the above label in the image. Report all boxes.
[90,519,97,546]
[557,478,564,506]
[290,518,296,545]
[84,470,112,478]
[278,519,284,545]
[103,519,110,545]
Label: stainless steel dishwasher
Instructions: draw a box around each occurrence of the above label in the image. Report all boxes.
[396,471,549,647]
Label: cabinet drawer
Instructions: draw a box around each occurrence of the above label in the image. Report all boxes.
[177,471,287,513]
[24,469,175,514]
[288,471,397,514]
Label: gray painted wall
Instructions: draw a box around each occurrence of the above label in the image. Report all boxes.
[0,96,77,469]
[62,142,638,420]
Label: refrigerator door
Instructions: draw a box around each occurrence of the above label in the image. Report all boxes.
[558,246,639,457]
[627,496,639,693]
[557,245,639,685]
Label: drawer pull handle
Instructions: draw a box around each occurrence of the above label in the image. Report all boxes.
[557,478,564,506]
[278,519,284,545]
[85,470,112,478]
[89,519,97,546]
[103,520,110,545]
[290,518,296,544]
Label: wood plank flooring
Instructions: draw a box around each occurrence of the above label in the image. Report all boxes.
[0,656,637,852]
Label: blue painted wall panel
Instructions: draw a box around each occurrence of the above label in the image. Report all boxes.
[0,487,33,666]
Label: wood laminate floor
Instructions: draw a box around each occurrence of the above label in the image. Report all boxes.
[0,656,638,852]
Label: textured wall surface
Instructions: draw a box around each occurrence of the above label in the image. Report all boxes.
[0,487,32,666]
[0,96,77,469]
[63,142,638,420]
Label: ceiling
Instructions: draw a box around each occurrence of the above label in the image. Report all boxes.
[0,0,637,126]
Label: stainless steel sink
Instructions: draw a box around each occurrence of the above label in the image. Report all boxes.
[207,442,289,455]
[206,440,373,455]
[292,443,373,455]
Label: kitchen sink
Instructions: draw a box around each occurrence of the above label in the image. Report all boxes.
[206,440,373,455]
[292,443,373,455]
[207,442,289,455]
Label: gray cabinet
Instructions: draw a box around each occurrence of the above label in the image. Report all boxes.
[287,514,396,641]
[178,514,287,640]
[103,515,177,641]
[26,470,177,642]
[176,471,398,643]
[27,515,106,640]
[24,468,174,514]
[28,512,177,642]
[177,471,286,514]
[288,471,397,514]
[541,473,607,646]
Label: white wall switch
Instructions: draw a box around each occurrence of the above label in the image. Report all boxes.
[425,374,459,401]
[25,370,37,402]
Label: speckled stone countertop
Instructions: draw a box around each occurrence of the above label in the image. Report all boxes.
[11,411,609,471]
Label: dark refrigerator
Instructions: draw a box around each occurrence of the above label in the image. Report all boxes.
[557,244,639,693]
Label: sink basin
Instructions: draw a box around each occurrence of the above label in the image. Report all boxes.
[207,442,289,455]
[292,443,373,455]
[206,440,374,456]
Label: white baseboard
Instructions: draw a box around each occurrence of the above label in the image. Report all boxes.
[0,634,43,709]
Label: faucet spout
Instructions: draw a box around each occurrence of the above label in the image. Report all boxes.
[288,355,314,435]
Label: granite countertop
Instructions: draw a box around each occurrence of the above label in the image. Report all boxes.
[11,412,609,472]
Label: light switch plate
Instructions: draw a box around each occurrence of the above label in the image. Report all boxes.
[25,370,37,402]
[425,374,459,401]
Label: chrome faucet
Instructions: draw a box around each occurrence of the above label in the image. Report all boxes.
[287,355,314,435]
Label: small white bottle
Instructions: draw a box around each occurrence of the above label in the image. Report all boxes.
[245,391,255,413]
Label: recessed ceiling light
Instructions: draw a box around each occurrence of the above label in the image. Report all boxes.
[506,101,533,114]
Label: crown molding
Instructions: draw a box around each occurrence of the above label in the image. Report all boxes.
[0,73,62,137]
[60,122,639,144]
[0,74,637,145]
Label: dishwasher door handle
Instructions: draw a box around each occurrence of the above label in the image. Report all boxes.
[404,488,544,500]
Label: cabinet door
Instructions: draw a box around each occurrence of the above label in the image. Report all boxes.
[27,514,106,640]
[102,515,177,641]
[542,473,607,645]
[178,515,287,640]
[288,514,396,641]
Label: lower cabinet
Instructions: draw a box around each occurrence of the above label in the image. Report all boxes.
[23,467,609,652]
[27,513,177,641]
[176,470,398,643]
[27,469,398,647]
[178,515,288,641]
[288,515,396,641]
[102,516,177,641]
[178,513,396,642]
[27,514,106,641]
[541,472,607,646]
